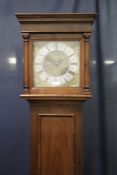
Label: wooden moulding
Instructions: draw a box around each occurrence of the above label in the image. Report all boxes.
[16,13,96,33]
[20,94,92,101]
[15,13,96,22]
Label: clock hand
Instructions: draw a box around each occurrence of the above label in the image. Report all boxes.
[46,56,55,64]
[47,55,65,66]
[53,60,61,66]
[53,58,65,66]
[60,58,65,61]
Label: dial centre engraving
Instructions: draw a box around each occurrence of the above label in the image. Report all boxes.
[43,51,69,77]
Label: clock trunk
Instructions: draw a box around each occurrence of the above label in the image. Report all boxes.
[31,101,83,175]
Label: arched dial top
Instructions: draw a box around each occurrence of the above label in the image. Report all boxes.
[33,41,80,87]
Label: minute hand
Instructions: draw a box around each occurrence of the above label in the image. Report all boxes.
[57,58,65,64]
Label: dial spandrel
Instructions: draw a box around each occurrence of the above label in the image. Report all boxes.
[33,41,80,87]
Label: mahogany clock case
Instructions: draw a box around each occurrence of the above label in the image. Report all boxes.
[16,13,96,175]
[16,13,96,99]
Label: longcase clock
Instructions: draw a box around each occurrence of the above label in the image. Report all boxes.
[16,13,96,175]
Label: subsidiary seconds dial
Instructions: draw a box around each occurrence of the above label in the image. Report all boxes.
[33,41,80,87]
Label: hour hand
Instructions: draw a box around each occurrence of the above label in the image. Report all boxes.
[47,56,59,66]
[58,58,65,64]
[54,58,65,66]
[46,56,54,64]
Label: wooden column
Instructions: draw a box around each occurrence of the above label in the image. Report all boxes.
[22,33,30,93]
[83,33,91,94]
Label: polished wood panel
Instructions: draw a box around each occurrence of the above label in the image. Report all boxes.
[40,116,74,175]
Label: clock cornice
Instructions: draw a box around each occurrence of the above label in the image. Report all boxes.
[16,13,96,33]
[16,13,96,22]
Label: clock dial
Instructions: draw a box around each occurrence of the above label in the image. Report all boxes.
[33,41,80,87]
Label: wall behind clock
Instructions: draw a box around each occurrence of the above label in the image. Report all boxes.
[0,0,117,175]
